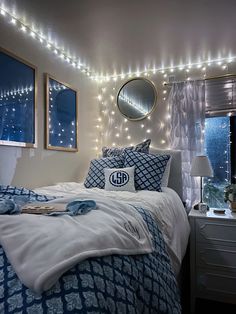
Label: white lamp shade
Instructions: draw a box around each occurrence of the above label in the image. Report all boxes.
[190,155,214,177]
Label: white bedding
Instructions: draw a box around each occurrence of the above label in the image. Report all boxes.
[0,196,153,293]
[34,182,190,274]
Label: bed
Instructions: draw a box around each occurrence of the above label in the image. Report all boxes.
[0,149,190,314]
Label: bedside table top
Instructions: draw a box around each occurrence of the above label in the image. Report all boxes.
[189,207,236,221]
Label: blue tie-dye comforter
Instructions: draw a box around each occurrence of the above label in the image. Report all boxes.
[0,186,181,313]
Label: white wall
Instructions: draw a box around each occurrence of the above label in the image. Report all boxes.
[0,19,99,188]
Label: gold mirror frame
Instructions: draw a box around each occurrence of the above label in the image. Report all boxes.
[45,74,78,152]
[117,77,157,121]
[0,47,37,148]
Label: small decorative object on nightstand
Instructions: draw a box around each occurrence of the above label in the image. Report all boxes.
[190,155,213,212]
[224,184,236,212]
[189,208,236,314]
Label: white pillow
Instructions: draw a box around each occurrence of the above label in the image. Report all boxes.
[161,157,172,187]
[104,166,136,192]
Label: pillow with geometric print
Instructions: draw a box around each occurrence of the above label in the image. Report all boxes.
[102,139,151,157]
[84,156,124,189]
[124,150,170,192]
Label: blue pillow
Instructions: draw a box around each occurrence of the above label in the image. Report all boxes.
[102,146,133,158]
[124,150,170,192]
[102,139,151,157]
[133,139,151,154]
[84,156,124,189]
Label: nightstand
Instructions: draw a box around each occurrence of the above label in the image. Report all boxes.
[189,208,236,314]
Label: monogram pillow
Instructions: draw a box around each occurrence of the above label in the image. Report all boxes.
[84,156,124,189]
[102,139,151,157]
[104,166,136,192]
[124,150,170,192]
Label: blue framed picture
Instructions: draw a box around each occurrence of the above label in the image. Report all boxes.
[46,74,78,152]
[0,47,37,147]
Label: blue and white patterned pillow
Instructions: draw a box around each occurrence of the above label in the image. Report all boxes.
[102,139,151,157]
[124,150,170,192]
[84,156,124,189]
[102,146,133,158]
[104,166,136,192]
[133,139,151,154]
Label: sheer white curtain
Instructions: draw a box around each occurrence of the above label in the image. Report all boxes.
[168,81,205,208]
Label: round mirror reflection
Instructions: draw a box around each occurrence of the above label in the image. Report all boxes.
[117,78,157,120]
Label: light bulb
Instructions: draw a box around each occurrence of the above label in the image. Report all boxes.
[30,31,36,38]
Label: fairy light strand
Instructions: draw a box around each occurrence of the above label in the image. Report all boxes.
[0,5,93,77]
[1,4,236,152]
[1,5,236,84]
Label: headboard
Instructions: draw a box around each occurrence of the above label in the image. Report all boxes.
[150,148,183,200]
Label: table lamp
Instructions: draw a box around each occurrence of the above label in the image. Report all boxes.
[190,155,214,211]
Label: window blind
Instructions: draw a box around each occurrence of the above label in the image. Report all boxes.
[205,76,236,114]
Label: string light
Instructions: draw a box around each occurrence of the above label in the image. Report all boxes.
[1,4,236,84]
[2,5,236,153]
[0,5,93,77]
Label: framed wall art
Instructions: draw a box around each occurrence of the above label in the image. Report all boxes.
[0,47,37,147]
[45,74,78,152]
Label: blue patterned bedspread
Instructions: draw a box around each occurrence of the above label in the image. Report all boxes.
[0,186,181,314]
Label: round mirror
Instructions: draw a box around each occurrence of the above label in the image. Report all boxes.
[117,78,157,120]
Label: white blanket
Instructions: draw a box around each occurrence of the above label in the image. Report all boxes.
[35,182,190,274]
[0,196,153,293]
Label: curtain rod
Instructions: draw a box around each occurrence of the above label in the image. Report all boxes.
[164,73,236,87]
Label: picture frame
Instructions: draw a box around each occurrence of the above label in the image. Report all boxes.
[45,74,78,152]
[0,47,37,148]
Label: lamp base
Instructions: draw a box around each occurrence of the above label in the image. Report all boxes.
[193,202,209,213]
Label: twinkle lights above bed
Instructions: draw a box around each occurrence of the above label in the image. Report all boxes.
[1,4,236,84]
[95,59,236,152]
[1,3,236,154]
[91,57,236,83]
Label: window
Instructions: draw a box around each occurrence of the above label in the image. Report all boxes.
[203,76,236,208]
[203,116,231,208]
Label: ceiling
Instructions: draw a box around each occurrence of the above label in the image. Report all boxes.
[1,0,236,74]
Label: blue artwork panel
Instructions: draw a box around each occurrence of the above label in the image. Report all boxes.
[47,77,77,150]
[0,49,35,146]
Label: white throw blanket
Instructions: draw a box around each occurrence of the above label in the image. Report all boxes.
[0,196,153,294]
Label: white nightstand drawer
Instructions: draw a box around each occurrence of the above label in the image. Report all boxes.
[196,268,236,300]
[196,244,236,271]
[196,218,236,245]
